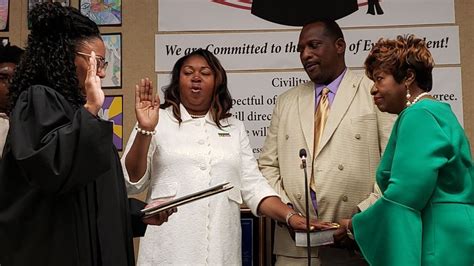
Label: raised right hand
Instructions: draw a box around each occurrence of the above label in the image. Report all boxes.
[83,51,104,115]
[135,78,160,130]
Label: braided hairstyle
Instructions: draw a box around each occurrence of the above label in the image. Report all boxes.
[9,2,101,111]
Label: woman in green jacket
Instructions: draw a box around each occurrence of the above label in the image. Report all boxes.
[341,35,473,266]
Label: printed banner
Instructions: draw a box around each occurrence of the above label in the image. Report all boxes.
[155,26,459,71]
[158,0,454,31]
[158,67,463,157]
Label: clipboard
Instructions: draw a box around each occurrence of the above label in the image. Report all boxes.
[141,182,234,218]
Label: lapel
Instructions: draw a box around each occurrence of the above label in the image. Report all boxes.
[297,82,316,158]
[315,70,361,157]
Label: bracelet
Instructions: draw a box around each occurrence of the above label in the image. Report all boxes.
[285,211,301,227]
[136,126,156,136]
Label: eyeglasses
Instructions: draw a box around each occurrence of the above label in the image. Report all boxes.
[0,73,12,85]
[0,66,14,85]
[76,52,109,72]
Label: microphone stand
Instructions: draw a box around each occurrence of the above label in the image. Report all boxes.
[299,149,311,266]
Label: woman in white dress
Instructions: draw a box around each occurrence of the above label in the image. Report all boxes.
[122,49,332,265]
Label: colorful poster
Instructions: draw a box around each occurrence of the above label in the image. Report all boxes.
[101,33,121,88]
[0,0,8,31]
[158,0,454,31]
[99,95,123,150]
[80,0,122,26]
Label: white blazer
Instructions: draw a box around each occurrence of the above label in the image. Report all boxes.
[122,104,278,265]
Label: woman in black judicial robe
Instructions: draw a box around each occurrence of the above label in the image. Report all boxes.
[0,3,169,266]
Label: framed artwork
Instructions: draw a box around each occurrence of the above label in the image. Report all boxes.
[28,0,70,28]
[99,95,123,151]
[0,0,9,31]
[241,209,267,266]
[80,0,122,26]
[101,33,121,88]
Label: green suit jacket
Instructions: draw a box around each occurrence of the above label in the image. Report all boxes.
[353,99,474,266]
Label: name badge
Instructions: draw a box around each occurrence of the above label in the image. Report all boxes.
[218,132,231,137]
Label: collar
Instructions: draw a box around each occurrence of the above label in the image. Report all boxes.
[164,104,217,125]
[314,68,347,96]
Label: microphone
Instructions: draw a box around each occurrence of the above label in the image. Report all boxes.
[299,149,307,168]
[299,148,311,265]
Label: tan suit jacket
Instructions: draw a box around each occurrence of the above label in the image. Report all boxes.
[259,70,395,260]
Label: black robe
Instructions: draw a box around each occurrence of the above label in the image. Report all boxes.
[0,85,143,266]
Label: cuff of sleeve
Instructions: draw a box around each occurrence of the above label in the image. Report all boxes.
[357,193,380,211]
[123,167,151,195]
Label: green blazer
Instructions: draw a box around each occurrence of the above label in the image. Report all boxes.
[353,99,474,266]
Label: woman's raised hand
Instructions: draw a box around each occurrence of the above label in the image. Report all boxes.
[135,78,160,131]
[84,51,104,115]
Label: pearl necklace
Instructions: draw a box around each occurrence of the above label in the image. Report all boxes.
[412,92,430,105]
[190,114,206,119]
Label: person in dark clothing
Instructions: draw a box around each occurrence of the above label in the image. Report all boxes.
[0,42,24,159]
[0,41,24,115]
[0,3,171,266]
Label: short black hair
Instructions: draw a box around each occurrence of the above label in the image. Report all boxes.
[305,19,344,41]
[0,42,24,65]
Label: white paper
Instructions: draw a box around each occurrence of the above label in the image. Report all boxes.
[295,229,338,247]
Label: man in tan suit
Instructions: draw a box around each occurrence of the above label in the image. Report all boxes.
[259,19,394,265]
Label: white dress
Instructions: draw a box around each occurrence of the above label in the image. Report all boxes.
[121,105,278,265]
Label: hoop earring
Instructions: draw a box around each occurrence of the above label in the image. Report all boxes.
[405,84,411,106]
